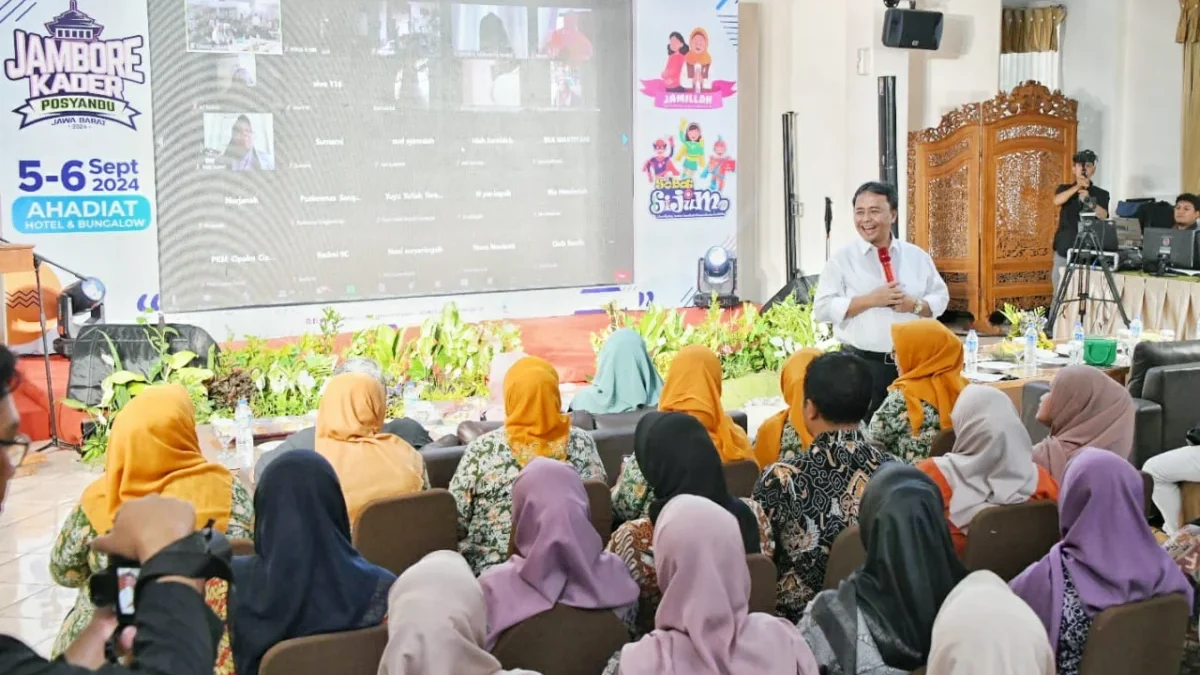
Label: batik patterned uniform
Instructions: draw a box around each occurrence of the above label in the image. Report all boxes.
[867,392,940,463]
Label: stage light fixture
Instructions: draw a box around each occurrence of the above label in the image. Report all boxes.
[694,246,740,308]
[54,276,107,356]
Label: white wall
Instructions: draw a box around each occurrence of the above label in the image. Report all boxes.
[740,0,1001,302]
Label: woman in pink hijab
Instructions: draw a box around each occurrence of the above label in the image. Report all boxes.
[481,350,527,421]
[479,457,639,649]
[606,495,819,675]
[1033,365,1135,481]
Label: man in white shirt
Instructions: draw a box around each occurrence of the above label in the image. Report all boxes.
[813,182,950,417]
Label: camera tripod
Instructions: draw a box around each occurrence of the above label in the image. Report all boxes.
[1046,224,1129,336]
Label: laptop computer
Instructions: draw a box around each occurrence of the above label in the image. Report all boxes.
[1142,228,1200,270]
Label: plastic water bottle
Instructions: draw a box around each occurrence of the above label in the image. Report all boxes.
[963,330,979,375]
[1071,322,1086,365]
[1023,324,1039,377]
[234,398,254,469]
[1130,316,1144,342]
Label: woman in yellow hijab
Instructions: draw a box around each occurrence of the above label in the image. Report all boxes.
[754,348,822,468]
[867,319,968,463]
[448,356,606,574]
[611,345,753,522]
[314,372,428,526]
[49,384,253,675]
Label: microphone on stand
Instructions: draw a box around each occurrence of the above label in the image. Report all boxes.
[877,247,895,283]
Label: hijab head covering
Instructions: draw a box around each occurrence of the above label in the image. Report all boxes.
[753,348,821,467]
[1010,447,1192,649]
[502,357,572,466]
[232,450,396,675]
[635,411,760,553]
[81,384,233,533]
[889,319,968,433]
[658,345,753,464]
[685,27,712,64]
[927,570,1055,675]
[380,551,538,675]
[479,457,639,648]
[1032,365,1135,481]
[850,463,967,670]
[932,385,1039,529]
[617,495,820,675]
[483,350,526,421]
[568,328,663,414]
[314,372,426,526]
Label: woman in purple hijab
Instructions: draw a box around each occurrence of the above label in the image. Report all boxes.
[1010,447,1192,675]
[479,457,639,648]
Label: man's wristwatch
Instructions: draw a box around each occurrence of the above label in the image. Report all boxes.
[913,298,925,316]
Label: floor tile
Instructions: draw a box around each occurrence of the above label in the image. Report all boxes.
[0,616,61,648]
[0,583,50,607]
[0,553,56,585]
[0,514,60,553]
[0,586,78,619]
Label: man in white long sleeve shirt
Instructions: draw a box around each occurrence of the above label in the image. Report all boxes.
[813,182,950,417]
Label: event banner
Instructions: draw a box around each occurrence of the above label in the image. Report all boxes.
[0,0,159,322]
[632,0,737,305]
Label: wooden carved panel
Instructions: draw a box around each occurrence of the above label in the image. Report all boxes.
[982,82,1078,124]
[943,272,968,284]
[993,149,1060,260]
[995,270,1051,285]
[996,124,1062,143]
[993,295,1053,314]
[927,165,971,260]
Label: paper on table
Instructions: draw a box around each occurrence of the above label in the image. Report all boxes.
[963,371,1005,383]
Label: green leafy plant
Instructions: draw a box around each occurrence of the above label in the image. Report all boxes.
[398,303,522,400]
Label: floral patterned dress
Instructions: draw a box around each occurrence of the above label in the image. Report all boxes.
[774,419,807,463]
[605,498,774,637]
[1055,570,1091,675]
[1164,525,1200,674]
[866,390,941,464]
[448,426,606,575]
[752,429,890,621]
[49,481,254,675]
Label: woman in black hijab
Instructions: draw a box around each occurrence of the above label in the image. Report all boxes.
[231,450,395,675]
[606,411,773,636]
[797,463,966,674]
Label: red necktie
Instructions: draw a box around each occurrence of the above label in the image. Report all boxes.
[877,248,895,283]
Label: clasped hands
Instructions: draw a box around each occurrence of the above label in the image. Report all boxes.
[867,282,918,314]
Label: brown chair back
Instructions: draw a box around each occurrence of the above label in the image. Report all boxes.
[930,428,956,457]
[492,604,629,675]
[1079,593,1190,675]
[352,489,458,576]
[584,479,613,545]
[723,459,760,499]
[963,501,1059,581]
[259,624,388,675]
[823,525,865,590]
[746,553,777,615]
[230,538,255,557]
[591,428,636,487]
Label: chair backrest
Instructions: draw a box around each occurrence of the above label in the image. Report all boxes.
[722,459,760,499]
[930,428,956,457]
[230,537,255,557]
[420,444,466,489]
[1079,593,1190,675]
[590,428,636,487]
[492,604,629,675]
[823,525,865,590]
[729,410,749,431]
[352,489,458,576]
[259,624,388,675]
[1141,471,1154,516]
[591,408,651,431]
[584,479,613,545]
[746,553,777,615]
[962,501,1059,581]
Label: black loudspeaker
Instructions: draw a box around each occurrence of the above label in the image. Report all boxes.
[877,75,899,237]
[882,8,944,50]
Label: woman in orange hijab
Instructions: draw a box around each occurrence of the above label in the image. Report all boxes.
[754,348,822,468]
[314,372,427,527]
[867,319,968,463]
[612,345,753,522]
[448,356,606,574]
[49,384,253,674]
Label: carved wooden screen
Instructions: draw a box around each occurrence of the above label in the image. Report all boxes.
[908,83,1077,328]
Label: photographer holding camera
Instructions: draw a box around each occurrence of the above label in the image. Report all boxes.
[0,345,224,675]
[1052,149,1110,295]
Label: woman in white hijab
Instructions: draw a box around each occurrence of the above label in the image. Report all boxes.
[379,550,540,675]
[927,570,1055,674]
[915,384,1059,555]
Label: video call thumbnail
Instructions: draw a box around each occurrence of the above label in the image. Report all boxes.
[151,0,634,312]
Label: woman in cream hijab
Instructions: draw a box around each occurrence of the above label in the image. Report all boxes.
[927,570,1055,674]
[380,550,540,675]
[315,372,428,526]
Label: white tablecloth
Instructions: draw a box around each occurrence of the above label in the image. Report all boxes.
[1051,273,1200,340]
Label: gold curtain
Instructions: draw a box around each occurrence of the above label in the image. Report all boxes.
[1001,6,1067,54]
[1182,0,1200,192]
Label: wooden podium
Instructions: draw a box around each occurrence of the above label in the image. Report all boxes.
[0,243,35,344]
[907,82,1078,330]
